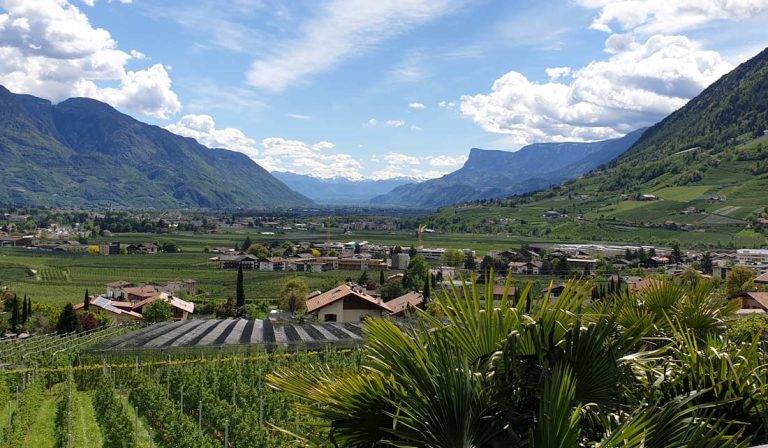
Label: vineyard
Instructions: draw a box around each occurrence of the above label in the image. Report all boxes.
[0,248,355,306]
[2,341,359,447]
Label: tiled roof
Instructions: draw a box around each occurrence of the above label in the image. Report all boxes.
[387,292,424,315]
[306,284,391,313]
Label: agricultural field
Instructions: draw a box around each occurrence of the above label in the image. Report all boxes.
[1,339,360,448]
[0,247,354,307]
[0,228,536,307]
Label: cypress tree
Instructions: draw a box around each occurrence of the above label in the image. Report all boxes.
[242,235,252,253]
[10,295,20,332]
[235,264,245,307]
[379,270,386,286]
[358,269,369,285]
[26,298,32,321]
[401,270,410,290]
[83,289,90,311]
[423,274,430,300]
[20,295,28,324]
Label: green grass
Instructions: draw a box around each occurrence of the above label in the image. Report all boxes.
[71,391,103,448]
[652,185,712,202]
[24,390,58,448]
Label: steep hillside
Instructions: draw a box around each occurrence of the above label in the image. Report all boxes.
[370,128,645,208]
[0,87,312,209]
[425,47,768,248]
[272,172,413,205]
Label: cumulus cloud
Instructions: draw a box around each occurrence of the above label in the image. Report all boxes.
[576,0,768,34]
[545,66,571,80]
[384,152,421,166]
[258,137,364,179]
[247,0,459,91]
[460,34,732,146]
[165,114,259,158]
[425,154,467,167]
[164,113,463,182]
[408,102,426,109]
[0,0,180,118]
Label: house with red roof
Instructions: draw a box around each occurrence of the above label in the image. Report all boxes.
[306,284,391,323]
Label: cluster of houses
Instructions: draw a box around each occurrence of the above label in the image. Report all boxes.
[74,280,197,321]
[211,243,474,273]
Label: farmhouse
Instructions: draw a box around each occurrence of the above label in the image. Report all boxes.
[218,254,258,269]
[627,278,663,294]
[0,235,35,246]
[81,289,194,320]
[508,261,541,275]
[74,296,143,322]
[386,291,425,317]
[106,280,134,298]
[730,292,768,314]
[98,242,121,255]
[306,284,392,323]
[755,272,768,285]
[126,243,158,254]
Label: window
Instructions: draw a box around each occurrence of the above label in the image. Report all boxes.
[324,314,337,322]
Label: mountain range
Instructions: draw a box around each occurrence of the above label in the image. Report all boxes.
[271,172,413,205]
[0,86,312,209]
[370,129,646,209]
[425,46,768,246]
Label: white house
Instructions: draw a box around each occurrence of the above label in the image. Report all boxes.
[306,284,392,323]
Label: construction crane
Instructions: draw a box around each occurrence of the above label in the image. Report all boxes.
[417,224,427,248]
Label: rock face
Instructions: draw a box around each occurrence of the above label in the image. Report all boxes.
[370,128,646,209]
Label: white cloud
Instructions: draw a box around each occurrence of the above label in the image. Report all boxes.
[165,114,259,158]
[258,137,364,179]
[246,0,459,91]
[384,152,421,166]
[0,0,180,118]
[438,100,457,110]
[545,66,570,80]
[408,102,426,109]
[425,155,467,167]
[576,0,768,34]
[287,113,312,120]
[410,124,423,131]
[369,167,446,181]
[368,118,406,128]
[82,0,132,6]
[390,50,428,83]
[460,34,732,146]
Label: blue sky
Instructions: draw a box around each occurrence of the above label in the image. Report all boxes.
[1,0,767,180]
